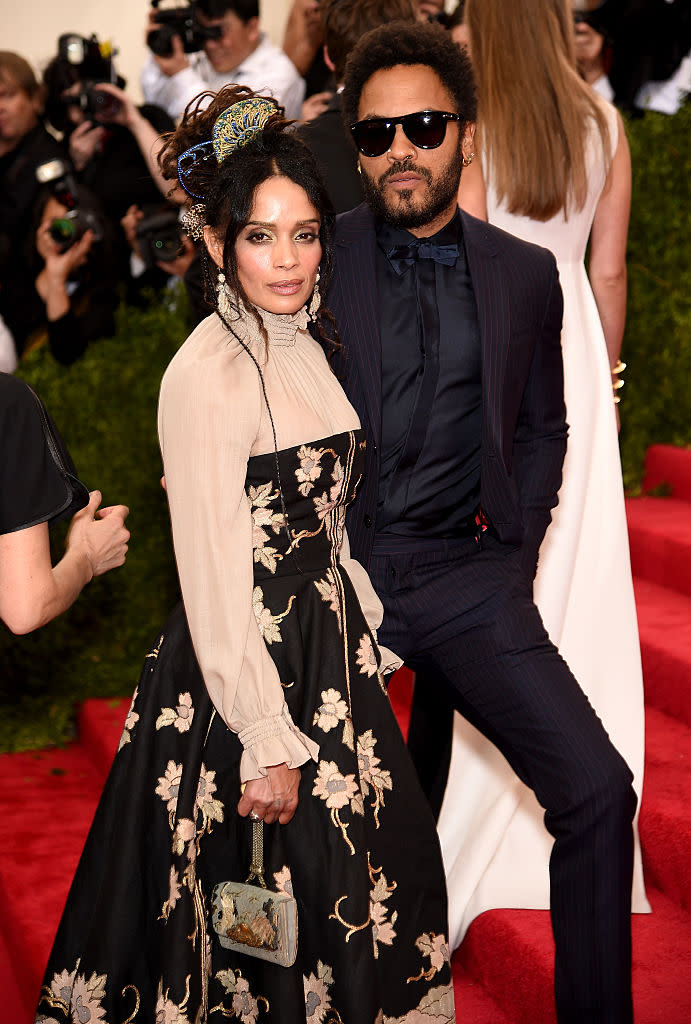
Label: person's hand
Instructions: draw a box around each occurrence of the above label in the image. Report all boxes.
[156,233,196,278]
[283,0,323,75]
[151,29,190,78]
[69,120,107,171]
[121,204,145,259]
[91,82,138,129]
[300,91,333,123]
[238,764,300,825]
[66,490,130,578]
[36,223,94,288]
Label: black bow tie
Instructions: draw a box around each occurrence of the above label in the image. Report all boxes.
[386,240,459,276]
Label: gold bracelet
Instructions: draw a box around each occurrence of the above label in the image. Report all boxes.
[611,359,626,403]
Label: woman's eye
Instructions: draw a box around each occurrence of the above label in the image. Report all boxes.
[296,231,318,243]
[247,231,270,243]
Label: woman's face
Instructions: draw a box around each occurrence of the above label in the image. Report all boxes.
[233,175,322,316]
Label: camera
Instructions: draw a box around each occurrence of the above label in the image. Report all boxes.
[49,210,103,253]
[63,84,122,121]
[36,159,104,252]
[147,1,223,57]
[135,207,183,268]
[36,159,79,209]
[58,33,116,81]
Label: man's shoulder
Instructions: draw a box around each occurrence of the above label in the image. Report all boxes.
[334,204,375,245]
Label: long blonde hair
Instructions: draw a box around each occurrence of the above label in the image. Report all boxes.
[465,0,611,220]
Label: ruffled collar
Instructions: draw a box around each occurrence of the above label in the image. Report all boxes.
[230,302,310,350]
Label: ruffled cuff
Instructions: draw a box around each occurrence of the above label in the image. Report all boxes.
[378,643,403,676]
[370,628,403,676]
[238,705,320,783]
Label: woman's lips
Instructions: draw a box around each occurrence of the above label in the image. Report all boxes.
[268,280,304,295]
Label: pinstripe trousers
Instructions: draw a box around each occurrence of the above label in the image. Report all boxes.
[369,531,636,1024]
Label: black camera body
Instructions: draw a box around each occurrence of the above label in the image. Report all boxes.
[35,159,104,252]
[147,1,222,57]
[49,209,103,253]
[135,207,183,269]
[64,84,122,121]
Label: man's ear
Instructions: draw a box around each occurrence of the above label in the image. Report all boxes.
[203,225,224,269]
[245,16,260,47]
[461,122,476,161]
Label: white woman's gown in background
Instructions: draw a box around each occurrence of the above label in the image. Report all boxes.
[439,100,649,949]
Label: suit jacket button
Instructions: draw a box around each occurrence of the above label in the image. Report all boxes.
[363,514,373,528]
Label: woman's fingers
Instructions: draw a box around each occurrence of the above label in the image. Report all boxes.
[237,765,301,824]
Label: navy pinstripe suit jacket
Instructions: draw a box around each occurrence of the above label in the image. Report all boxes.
[326,204,567,579]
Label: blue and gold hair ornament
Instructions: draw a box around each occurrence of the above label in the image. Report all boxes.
[177,96,279,199]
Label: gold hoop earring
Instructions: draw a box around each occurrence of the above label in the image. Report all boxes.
[462,152,475,168]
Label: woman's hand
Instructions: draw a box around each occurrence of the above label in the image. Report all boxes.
[36,222,94,282]
[238,763,300,825]
[66,490,130,578]
[35,225,94,319]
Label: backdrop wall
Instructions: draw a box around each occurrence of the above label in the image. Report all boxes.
[4,0,294,104]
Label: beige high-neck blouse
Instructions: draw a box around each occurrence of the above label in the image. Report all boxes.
[158,306,400,782]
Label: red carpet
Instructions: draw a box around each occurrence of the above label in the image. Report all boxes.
[1,443,690,1022]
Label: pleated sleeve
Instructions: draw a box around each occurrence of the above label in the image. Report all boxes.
[157,323,319,781]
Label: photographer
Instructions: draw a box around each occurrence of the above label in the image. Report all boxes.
[27,183,119,365]
[121,201,201,311]
[43,37,176,282]
[141,0,305,121]
[0,52,70,360]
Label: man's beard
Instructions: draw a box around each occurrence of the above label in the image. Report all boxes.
[360,149,464,231]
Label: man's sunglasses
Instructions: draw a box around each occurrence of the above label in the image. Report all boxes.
[350,110,460,158]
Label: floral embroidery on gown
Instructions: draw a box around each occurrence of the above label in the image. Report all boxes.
[35,428,455,1024]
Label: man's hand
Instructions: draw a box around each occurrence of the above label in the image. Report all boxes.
[150,27,190,78]
[69,121,106,171]
[238,763,300,825]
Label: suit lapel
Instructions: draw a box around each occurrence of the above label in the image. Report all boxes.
[333,206,382,447]
[461,211,511,462]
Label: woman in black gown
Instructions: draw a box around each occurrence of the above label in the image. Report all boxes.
[35,87,456,1024]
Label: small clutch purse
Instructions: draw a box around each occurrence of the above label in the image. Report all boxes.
[211,820,298,967]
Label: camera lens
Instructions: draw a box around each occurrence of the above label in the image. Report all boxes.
[50,217,78,251]
[91,88,122,120]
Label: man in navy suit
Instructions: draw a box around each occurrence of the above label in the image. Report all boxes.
[327,21,636,1024]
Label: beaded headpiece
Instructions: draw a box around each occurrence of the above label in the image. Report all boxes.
[177,96,279,201]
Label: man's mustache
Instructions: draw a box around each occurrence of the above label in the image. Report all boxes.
[377,161,433,188]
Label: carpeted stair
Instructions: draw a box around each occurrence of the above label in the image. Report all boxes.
[1,444,690,1022]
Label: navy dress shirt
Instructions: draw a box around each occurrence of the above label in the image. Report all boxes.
[374,210,482,538]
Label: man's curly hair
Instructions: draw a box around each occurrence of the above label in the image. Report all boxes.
[341,20,477,133]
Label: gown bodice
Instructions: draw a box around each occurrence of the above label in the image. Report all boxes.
[246,428,366,580]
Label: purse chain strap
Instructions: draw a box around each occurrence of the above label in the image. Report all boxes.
[246,820,267,888]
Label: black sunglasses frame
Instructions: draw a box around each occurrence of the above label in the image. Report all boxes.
[350,110,460,158]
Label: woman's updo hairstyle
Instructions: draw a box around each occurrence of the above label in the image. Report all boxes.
[158,85,337,345]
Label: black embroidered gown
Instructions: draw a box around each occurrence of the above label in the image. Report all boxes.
[35,312,456,1024]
